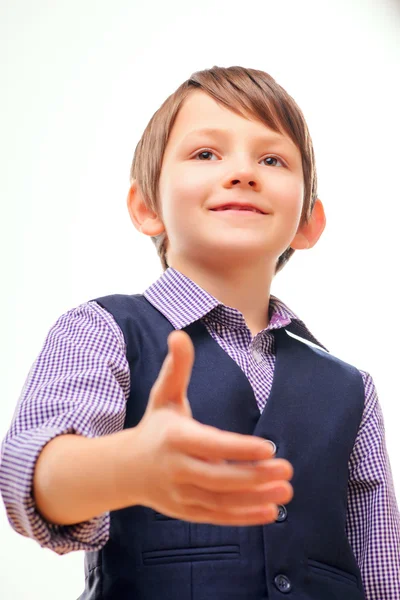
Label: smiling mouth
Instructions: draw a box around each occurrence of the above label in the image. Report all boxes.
[210,208,266,215]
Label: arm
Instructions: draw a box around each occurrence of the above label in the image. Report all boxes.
[32,429,143,526]
[0,301,130,555]
[1,304,293,556]
[346,371,400,599]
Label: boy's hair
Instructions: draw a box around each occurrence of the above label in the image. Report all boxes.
[130,65,318,274]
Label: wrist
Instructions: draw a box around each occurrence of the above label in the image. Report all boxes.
[108,427,148,510]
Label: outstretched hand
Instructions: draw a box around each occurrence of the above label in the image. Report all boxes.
[125,330,294,526]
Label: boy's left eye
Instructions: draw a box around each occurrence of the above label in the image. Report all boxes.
[262,156,285,167]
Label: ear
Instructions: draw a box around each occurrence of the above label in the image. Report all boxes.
[290,198,326,250]
[126,180,166,237]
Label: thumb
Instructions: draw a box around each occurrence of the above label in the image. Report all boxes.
[148,330,195,416]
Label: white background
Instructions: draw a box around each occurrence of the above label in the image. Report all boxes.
[1,0,400,597]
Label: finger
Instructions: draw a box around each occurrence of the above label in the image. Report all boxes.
[150,331,195,410]
[181,503,280,526]
[180,480,293,512]
[179,456,294,492]
[169,419,278,462]
[166,330,195,399]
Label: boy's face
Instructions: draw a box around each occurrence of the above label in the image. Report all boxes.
[157,90,307,270]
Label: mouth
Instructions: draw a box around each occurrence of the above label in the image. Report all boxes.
[210,202,267,215]
[210,207,266,215]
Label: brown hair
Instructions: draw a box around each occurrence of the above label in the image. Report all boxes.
[129,65,318,273]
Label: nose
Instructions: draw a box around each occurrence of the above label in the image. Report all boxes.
[222,163,260,191]
[231,178,256,187]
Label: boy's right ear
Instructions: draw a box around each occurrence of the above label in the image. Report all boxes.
[126,180,166,237]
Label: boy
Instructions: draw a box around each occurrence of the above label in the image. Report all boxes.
[1,66,399,599]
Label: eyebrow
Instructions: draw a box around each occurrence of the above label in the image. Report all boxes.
[181,127,289,145]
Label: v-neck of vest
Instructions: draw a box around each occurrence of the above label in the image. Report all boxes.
[186,319,292,427]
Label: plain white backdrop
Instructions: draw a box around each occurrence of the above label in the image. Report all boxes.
[1,0,399,597]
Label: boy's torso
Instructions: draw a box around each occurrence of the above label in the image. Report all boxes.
[78,292,366,600]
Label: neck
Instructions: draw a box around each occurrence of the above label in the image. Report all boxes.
[170,255,275,338]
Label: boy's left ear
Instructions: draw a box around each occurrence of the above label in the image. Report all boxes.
[290,198,326,250]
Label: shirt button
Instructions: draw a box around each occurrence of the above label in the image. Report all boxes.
[274,574,292,593]
[276,504,288,522]
[252,348,263,363]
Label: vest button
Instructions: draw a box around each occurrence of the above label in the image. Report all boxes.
[265,440,277,455]
[276,504,288,522]
[274,574,292,593]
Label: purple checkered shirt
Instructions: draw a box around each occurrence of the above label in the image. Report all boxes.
[1,267,399,598]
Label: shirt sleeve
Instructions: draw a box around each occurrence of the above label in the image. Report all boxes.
[0,300,130,555]
[346,370,400,599]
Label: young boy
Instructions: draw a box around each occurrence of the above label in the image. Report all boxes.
[1,66,399,599]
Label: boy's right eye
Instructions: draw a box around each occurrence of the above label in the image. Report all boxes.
[194,149,218,161]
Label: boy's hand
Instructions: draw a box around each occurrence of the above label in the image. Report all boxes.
[121,330,294,526]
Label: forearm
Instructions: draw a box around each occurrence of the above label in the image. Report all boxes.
[33,429,139,526]
[0,301,130,553]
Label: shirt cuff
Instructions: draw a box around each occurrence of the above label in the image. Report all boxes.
[1,426,109,555]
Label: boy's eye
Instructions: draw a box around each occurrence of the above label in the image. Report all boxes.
[194,149,218,160]
[262,156,285,167]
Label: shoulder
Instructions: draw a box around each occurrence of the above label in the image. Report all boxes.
[285,328,363,379]
[286,329,378,409]
[45,300,126,353]
[91,293,149,318]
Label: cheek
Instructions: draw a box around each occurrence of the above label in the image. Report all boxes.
[174,165,209,199]
[272,176,304,221]
[160,167,207,219]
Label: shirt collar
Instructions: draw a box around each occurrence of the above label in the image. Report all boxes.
[143,267,327,351]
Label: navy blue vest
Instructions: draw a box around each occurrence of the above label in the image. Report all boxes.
[79,294,366,599]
